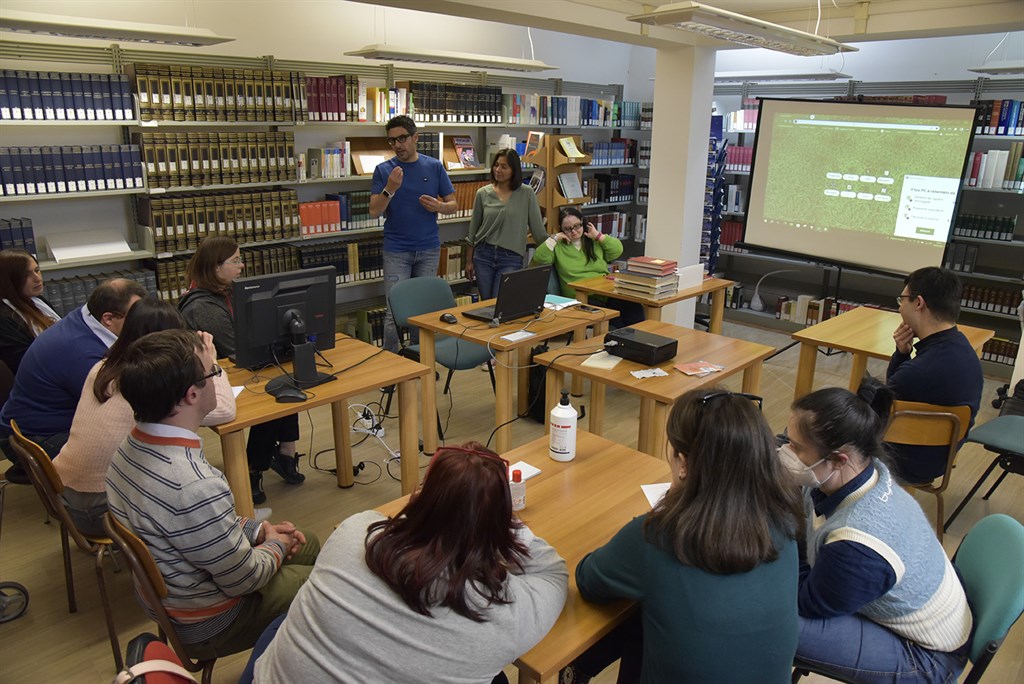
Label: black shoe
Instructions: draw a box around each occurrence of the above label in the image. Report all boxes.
[269,452,305,484]
[250,471,267,505]
[3,463,30,485]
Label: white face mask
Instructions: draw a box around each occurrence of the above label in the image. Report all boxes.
[778,444,836,489]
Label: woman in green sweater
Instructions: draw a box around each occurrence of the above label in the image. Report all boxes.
[531,206,643,327]
[569,389,804,683]
[466,149,548,300]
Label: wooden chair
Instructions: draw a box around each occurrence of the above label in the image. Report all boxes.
[104,512,216,684]
[7,420,122,670]
[883,400,971,542]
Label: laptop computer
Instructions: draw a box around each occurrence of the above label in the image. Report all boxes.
[463,265,553,324]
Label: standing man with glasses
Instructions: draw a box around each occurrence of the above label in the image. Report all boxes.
[887,266,983,484]
[370,114,457,353]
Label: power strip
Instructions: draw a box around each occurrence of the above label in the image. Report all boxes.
[352,426,385,438]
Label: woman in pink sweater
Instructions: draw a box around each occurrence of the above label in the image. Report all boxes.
[53,299,235,536]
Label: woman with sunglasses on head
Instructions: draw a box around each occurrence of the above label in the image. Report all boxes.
[178,236,303,504]
[246,442,568,684]
[52,299,235,536]
[568,389,804,683]
[465,149,548,301]
[0,249,60,376]
[531,206,643,327]
[781,377,971,683]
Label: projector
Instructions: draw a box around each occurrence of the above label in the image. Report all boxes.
[604,327,678,366]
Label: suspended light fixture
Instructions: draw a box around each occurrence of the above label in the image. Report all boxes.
[0,9,234,47]
[345,44,557,72]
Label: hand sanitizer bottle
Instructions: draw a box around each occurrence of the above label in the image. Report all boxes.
[549,390,577,462]
[510,469,526,512]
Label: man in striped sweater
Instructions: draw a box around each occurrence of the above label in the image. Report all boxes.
[106,329,319,660]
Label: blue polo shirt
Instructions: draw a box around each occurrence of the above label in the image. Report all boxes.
[371,154,454,252]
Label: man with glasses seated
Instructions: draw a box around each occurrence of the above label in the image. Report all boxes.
[106,328,318,660]
[369,114,457,353]
[887,266,982,484]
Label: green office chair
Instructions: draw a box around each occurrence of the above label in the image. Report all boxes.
[944,415,1024,532]
[387,277,495,437]
[953,513,1024,683]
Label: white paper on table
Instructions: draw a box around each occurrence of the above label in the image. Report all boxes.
[642,483,671,508]
[231,386,244,398]
[46,230,131,262]
[581,351,622,369]
[508,460,541,481]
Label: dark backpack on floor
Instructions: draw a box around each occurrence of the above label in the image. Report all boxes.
[526,343,549,423]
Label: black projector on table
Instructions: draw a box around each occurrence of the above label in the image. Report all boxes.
[604,326,678,366]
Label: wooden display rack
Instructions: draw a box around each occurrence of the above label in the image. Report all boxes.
[525,134,592,234]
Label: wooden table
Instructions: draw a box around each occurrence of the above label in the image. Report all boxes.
[791,306,995,401]
[534,320,775,457]
[376,431,671,684]
[408,302,616,455]
[568,276,735,334]
[211,335,430,518]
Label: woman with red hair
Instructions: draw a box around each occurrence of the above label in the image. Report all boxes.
[0,249,60,375]
[246,442,568,684]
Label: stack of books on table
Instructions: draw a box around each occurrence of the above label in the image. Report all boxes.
[614,257,679,299]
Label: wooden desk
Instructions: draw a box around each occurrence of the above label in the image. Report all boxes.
[791,307,995,401]
[568,276,735,334]
[408,302,616,455]
[212,335,430,518]
[376,431,671,684]
[534,320,775,457]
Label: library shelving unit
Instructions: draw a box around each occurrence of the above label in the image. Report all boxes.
[527,133,592,234]
[1,40,643,328]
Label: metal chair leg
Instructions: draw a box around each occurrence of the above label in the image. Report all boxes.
[945,455,1002,532]
[95,547,122,671]
[442,368,455,395]
[61,524,77,613]
[982,469,1010,500]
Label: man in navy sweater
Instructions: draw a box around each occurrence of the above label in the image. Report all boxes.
[887,267,983,484]
[1,278,146,481]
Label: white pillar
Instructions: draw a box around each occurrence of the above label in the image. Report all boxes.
[645,45,716,328]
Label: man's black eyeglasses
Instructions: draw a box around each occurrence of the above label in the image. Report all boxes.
[197,363,223,384]
[698,391,763,412]
[386,133,413,146]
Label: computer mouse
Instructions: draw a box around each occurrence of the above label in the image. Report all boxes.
[274,387,308,403]
[440,313,458,324]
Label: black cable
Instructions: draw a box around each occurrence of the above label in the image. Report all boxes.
[484,345,605,449]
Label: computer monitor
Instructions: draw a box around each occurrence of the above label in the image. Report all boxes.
[231,265,338,397]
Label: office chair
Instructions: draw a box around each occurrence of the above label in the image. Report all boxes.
[943,415,1024,532]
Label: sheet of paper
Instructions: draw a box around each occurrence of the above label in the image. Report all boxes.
[544,294,580,310]
[232,386,244,398]
[360,154,388,169]
[631,368,669,379]
[508,460,541,481]
[581,351,623,369]
[642,483,671,508]
[46,230,132,262]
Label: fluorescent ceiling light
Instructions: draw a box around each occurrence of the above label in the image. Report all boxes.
[967,60,1024,75]
[345,44,557,72]
[715,68,851,82]
[0,9,234,47]
[627,2,857,57]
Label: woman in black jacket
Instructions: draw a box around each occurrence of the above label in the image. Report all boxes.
[0,249,60,376]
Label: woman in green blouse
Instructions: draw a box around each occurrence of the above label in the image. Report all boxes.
[466,149,548,300]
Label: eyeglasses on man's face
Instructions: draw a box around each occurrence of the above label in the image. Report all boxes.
[698,391,764,412]
[386,133,413,146]
[895,293,914,307]
[184,363,222,398]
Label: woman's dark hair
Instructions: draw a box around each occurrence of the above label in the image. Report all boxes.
[94,299,187,402]
[0,249,54,337]
[364,441,528,622]
[558,206,597,263]
[185,236,239,294]
[118,329,206,424]
[790,374,895,467]
[491,148,523,191]
[645,388,805,575]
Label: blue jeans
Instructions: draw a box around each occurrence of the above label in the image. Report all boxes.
[383,248,441,352]
[473,243,525,301]
[795,613,968,684]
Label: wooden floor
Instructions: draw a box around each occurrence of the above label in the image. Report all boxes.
[0,321,1020,684]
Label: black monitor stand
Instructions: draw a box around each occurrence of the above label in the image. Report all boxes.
[266,309,337,398]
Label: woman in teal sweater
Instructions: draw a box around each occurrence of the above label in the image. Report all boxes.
[570,389,804,683]
[531,206,642,327]
[466,149,548,300]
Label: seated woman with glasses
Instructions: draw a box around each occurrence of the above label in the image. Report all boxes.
[178,236,303,505]
[52,298,235,536]
[530,206,643,328]
[244,442,569,684]
[781,377,972,683]
[566,388,804,683]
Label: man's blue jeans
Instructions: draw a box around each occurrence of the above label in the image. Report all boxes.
[383,248,441,352]
[795,613,968,684]
[472,243,525,301]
